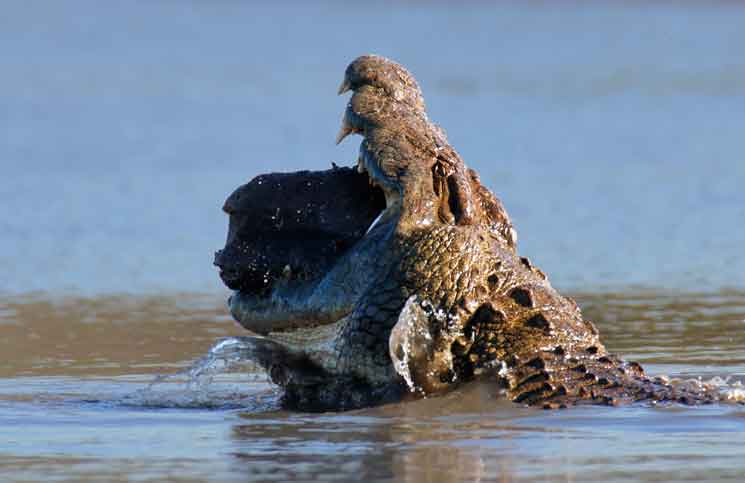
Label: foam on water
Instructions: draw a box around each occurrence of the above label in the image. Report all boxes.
[693,375,745,403]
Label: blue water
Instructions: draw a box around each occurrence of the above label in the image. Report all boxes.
[1,0,744,295]
[1,1,745,481]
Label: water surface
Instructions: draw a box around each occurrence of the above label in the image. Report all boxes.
[2,1,745,481]
[1,0,744,294]
[1,292,744,481]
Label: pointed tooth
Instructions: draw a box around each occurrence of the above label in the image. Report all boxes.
[365,210,385,235]
[337,78,352,95]
[335,111,356,145]
[336,125,353,145]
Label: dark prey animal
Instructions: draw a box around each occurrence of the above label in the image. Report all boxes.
[214,55,718,411]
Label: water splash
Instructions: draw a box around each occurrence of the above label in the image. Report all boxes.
[185,337,266,388]
[663,375,745,404]
[389,296,464,395]
[124,337,277,409]
[700,375,745,403]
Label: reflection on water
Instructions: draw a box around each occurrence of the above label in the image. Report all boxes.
[230,394,745,482]
[0,294,238,377]
[2,0,745,480]
[0,291,743,481]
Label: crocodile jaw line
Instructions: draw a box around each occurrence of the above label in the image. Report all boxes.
[357,154,400,235]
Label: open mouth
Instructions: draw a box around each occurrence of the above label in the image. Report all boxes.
[214,165,387,306]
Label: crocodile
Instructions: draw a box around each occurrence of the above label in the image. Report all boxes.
[214,55,718,411]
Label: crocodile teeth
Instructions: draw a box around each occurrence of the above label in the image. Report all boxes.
[335,109,357,145]
[336,124,354,145]
[365,210,385,235]
[337,78,351,95]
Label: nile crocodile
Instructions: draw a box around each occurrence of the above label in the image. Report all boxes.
[214,55,718,411]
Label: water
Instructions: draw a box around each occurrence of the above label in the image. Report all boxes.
[1,293,744,481]
[2,0,745,481]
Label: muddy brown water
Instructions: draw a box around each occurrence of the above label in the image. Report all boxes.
[3,0,745,481]
[1,292,743,482]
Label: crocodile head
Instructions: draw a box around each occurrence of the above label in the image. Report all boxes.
[214,55,515,408]
[213,54,436,298]
[214,55,717,410]
[336,55,517,240]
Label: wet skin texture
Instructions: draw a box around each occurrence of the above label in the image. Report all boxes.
[215,55,718,411]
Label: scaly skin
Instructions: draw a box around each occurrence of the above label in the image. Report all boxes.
[221,55,718,411]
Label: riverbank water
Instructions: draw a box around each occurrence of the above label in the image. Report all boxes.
[2,1,744,480]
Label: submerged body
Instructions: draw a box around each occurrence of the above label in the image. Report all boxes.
[215,55,718,410]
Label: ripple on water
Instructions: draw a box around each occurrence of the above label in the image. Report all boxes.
[1,290,744,482]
